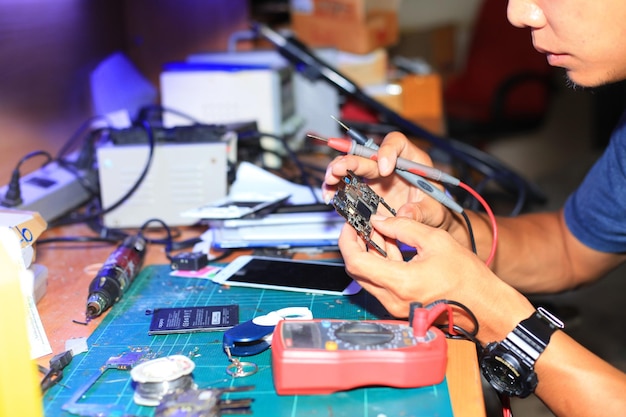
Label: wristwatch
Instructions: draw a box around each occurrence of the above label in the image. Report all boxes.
[480,306,564,398]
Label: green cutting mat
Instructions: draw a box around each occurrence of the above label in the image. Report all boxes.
[43,264,454,417]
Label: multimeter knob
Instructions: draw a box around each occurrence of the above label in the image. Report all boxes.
[335,322,394,345]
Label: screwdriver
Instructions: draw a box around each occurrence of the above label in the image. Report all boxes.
[85,234,147,319]
[310,132,464,213]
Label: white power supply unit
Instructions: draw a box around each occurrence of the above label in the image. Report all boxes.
[160,59,312,168]
[161,62,302,136]
[97,140,229,229]
[184,50,341,143]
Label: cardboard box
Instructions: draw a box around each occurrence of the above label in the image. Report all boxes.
[389,23,458,80]
[360,73,445,135]
[400,73,444,133]
[0,209,47,268]
[290,0,400,54]
[337,48,388,87]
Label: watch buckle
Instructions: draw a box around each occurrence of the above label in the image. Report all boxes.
[536,306,565,329]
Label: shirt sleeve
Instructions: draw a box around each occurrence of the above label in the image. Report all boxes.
[564,111,626,253]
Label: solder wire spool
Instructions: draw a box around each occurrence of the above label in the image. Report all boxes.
[130,355,197,406]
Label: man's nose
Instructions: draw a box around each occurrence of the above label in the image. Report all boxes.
[507,0,546,29]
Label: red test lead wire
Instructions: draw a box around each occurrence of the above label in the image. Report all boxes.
[458,182,498,267]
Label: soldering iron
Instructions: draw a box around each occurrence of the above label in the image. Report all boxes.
[85,234,147,319]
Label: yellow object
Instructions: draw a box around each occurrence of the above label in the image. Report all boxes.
[0,228,44,417]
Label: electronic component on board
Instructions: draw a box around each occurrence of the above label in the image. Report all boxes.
[332,170,396,256]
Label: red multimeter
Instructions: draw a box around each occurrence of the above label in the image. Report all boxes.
[271,317,448,395]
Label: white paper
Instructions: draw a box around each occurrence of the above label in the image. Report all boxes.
[229,161,323,204]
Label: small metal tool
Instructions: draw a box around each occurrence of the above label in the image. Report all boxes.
[155,385,255,417]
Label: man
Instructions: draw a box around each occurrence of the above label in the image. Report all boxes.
[322,1,626,415]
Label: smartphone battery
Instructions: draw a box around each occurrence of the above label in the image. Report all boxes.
[148,305,239,335]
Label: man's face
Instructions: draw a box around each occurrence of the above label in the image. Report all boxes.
[507,0,626,87]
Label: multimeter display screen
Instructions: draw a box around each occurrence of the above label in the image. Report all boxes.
[219,257,359,295]
[287,322,319,348]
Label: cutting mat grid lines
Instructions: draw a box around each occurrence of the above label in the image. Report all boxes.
[43,265,454,417]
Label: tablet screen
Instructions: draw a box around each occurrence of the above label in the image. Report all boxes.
[213,256,360,295]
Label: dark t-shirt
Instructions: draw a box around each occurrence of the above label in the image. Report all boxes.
[564,111,626,252]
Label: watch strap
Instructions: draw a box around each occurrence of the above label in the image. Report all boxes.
[506,306,565,365]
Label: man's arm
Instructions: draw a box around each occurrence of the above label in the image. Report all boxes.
[454,209,626,293]
[534,331,626,416]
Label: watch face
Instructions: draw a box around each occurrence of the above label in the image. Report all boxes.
[481,354,522,394]
[480,346,537,398]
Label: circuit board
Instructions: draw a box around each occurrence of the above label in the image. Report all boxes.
[332,171,396,256]
[42,264,453,417]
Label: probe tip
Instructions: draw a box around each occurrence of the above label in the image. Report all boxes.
[306,133,328,142]
[330,115,349,131]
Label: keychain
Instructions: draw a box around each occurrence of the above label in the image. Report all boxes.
[224,347,259,378]
[222,307,313,377]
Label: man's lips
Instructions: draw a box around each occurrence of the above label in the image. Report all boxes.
[545,52,568,67]
[535,45,568,67]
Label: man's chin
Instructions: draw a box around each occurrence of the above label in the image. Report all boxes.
[564,74,585,90]
[564,68,623,89]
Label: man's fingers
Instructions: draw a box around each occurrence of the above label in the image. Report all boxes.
[369,215,446,253]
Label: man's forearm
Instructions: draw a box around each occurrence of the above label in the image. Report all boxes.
[535,331,626,416]
[454,210,584,292]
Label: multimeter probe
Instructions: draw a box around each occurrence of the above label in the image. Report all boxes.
[311,122,499,266]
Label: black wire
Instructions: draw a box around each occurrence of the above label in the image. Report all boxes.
[138,218,174,260]
[36,235,120,245]
[55,115,111,160]
[425,299,480,344]
[136,104,202,125]
[16,150,53,169]
[98,120,156,217]
[257,131,322,204]
[55,158,100,196]
[52,120,157,226]
[1,151,55,206]
[461,210,478,255]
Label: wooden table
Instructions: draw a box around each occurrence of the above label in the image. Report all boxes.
[34,223,486,416]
